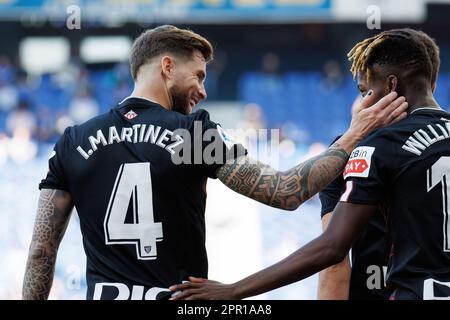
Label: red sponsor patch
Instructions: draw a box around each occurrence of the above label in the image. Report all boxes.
[343,146,375,179]
[344,159,369,176]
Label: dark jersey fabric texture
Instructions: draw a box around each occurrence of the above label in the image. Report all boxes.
[40,97,247,300]
[340,108,450,300]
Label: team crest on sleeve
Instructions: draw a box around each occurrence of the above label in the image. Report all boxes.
[217,125,237,150]
[343,146,375,179]
[124,110,138,120]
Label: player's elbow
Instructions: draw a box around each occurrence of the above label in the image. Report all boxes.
[274,170,313,211]
[270,190,302,211]
[324,246,347,267]
[28,242,56,260]
[321,235,349,266]
[275,173,303,211]
[332,249,348,265]
[283,200,301,211]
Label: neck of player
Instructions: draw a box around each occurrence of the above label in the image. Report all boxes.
[401,82,441,114]
[130,65,172,111]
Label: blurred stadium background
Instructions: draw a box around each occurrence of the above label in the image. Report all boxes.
[1,0,450,299]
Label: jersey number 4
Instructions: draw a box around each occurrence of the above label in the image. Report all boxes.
[427,156,450,252]
[104,162,163,260]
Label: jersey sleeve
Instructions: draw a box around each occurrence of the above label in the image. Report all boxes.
[319,175,345,218]
[319,135,344,218]
[193,109,248,179]
[339,130,393,205]
[39,127,72,191]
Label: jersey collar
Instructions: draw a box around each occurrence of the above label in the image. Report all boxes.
[117,96,164,109]
[410,106,446,115]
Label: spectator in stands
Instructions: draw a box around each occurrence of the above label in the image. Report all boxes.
[68,88,99,124]
[6,100,36,136]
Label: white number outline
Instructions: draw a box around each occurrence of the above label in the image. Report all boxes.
[104,162,163,260]
[427,156,450,252]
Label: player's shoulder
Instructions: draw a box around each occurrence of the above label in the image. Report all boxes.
[386,107,450,131]
[367,108,449,142]
[56,112,112,146]
[348,127,398,171]
[155,108,211,124]
[73,111,113,131]
[179,109,220,132]
[356,126,393,149]
[188,108,212,122]
[355,109,437,148]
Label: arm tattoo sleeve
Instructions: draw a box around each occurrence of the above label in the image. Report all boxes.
[216,143,349,210]
[22,189,73,300]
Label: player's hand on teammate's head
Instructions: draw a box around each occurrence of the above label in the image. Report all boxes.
[169,277,237,300]
[348,90,408,141]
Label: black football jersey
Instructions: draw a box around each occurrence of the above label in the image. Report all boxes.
[340,108,450,300]
[39,97,246,300]
[319,137,390,300]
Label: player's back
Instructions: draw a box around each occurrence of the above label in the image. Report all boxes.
[40,97,229,299]
[381,108,450,299]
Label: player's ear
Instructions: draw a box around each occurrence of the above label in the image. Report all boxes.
[386,75,398,93]
[431,81,437,93]
[160,55,174,80]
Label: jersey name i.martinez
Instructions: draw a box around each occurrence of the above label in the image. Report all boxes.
[76,124,184,159]
[39,97,247,300]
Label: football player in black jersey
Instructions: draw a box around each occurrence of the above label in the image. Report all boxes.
[170,28,450,300]
[317,29,441,300]
[22,25,407,300]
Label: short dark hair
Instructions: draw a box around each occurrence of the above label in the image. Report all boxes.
[347,28,435,84]
[130,25,214,80]
[415,30,440,85]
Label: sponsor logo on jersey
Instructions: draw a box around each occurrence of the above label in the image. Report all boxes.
[217,125,237,150]
[93,282,171,300]
[124,110,138,120]
[344,146,375,179]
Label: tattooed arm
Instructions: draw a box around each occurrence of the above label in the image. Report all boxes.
[216,143,348,210]
[216,91,408,210]
[22,189,74,300]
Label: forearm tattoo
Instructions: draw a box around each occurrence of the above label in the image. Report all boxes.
[22,189,73,300]
[217,143,349,210]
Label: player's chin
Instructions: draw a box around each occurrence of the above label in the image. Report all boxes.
[174,104,191,115]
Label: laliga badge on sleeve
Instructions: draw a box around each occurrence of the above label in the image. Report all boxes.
[217,125,237,150]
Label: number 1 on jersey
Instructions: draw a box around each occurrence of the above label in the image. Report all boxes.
[104,162,163,260]
[427,156,450,252]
